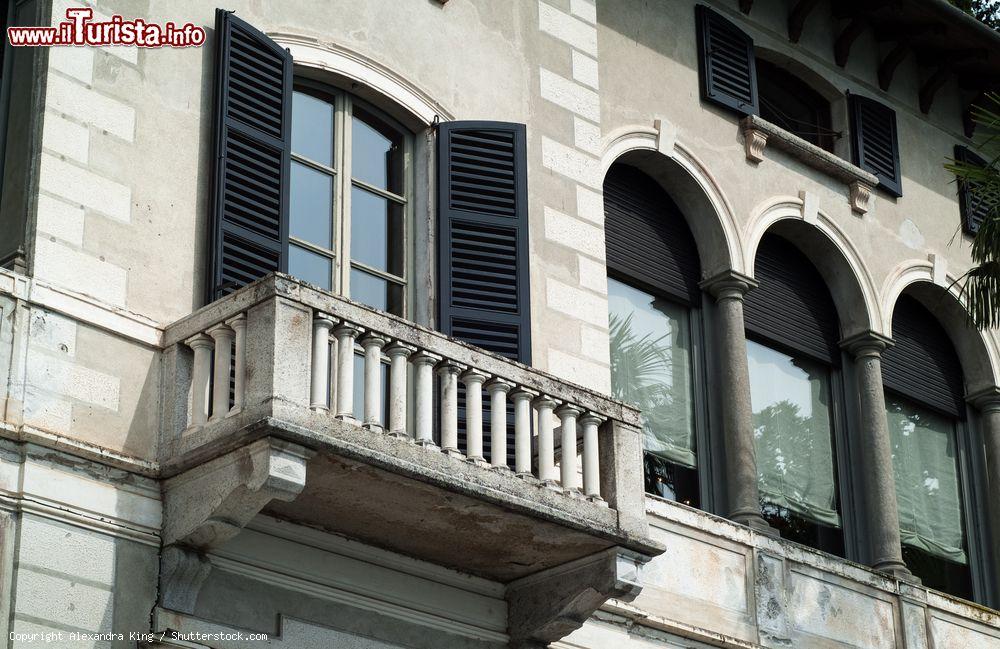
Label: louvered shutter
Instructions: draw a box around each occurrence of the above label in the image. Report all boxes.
[604,164,701,305]
[955,145,992,235]
[207,9,292,303]
[438,121,531,363]
[882,296,965,417]
[744,234,841,364]
[849,94,902,198]
[696,5,759,116]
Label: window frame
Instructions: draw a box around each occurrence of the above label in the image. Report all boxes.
[744,331,858,560]
[884,388,990,603]
[290,79,415,317]
[607,270,715,512]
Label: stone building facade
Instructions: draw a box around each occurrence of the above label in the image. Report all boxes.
[0,0,999,647]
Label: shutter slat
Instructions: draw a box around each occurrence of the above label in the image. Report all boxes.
[850,94,902,197]
[883,296,965,417]
[697,5,758,115]
[207,9,291,302]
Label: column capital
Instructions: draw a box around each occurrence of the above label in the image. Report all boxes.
[699,270,758,300]
[410,350,442,366]
[384,341,416,358]
[225,312,247,330]
[968,385,1000,411]
[460,368,489,384]
[510,386,539,400]
[840,330,894,358]
[185,332,214,349]
[533,394,559,409]
[312,312,336,325]
[205,322,235,339]
[485,377,515,393]
[332,322,363,338]
[358,332,389,349]
[578,412,604,427]
[435,359,466,376]
[555,403,584,418]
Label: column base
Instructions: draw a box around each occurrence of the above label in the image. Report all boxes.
[442,447,464,459]
[385,430,410,440]
[731,511,778,537]
[362,422,384,434]
[873,559,916,582]
[465,456,489,467]
[414,439,439,450]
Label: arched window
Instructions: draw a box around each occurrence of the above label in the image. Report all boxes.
[882,295,977,600]
[744,234,847,556]
[289,83,410,316]
[604,163,705,508]
[755,58,835,152]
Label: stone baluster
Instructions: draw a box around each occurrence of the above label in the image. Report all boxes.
[411,351,441,448]
[384,342,415,438]
[207,323,235,421]
[556,404,583,492]
[225,314,247,414]
[510,388,537,477]
[186,333,214,426]
[333,323,363,421]
[535,395,559,486]
[437,361,465,457]
[360,333,388,431]
[486,378,514,470]
[580,412,603,500]
[310,314,335,410]
[462,369,489,465]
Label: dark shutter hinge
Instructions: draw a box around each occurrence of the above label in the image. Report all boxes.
[432,114,440,130]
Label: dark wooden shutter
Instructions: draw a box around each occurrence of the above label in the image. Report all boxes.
[882,296,965,417]
[744,234,841,364]
[696,5,758,116]
[438,121,531,364]
[207,9,292,303]
[955,145,991,235]
[849,94,902,198]
[604,164,701,305]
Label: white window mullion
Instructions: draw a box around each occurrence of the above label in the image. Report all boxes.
[335,93,352,296]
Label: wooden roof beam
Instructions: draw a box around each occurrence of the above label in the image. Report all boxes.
[879,42,909,91]
[920,66,951,114]
[740,0,752,14]
[835,18,867,67]
[788,0,821,43]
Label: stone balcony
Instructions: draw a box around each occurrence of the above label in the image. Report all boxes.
[157,274,662,645]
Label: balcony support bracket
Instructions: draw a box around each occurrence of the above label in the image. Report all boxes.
[158,436,314,613]
[506,547,649,648]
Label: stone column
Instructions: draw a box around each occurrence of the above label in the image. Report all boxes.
[970,387,1000,594]
[701,271,770,532]
[842,332,910,578]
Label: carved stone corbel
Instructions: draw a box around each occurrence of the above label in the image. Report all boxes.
[849,180,874,215]
[506,547,649,648]
[159,437,313,613]
[741,120,768,163]
[162,436,313,549]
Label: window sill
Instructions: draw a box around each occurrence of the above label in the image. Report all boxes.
[739,115,879,216]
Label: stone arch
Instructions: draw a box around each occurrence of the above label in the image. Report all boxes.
[881,261,1000,395]
[745,196,881,339]
[601,125,746,278]
[274,34,452,128]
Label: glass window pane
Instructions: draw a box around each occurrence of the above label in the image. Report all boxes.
[288,245,331,291]
[290,162,333,248]
[887,396,968,565]
[352,106,403,193]
[351,268,404,315]
[607,277,695,469]
[292,91,333,166]
[350,186,404,275]
[747,340,840,528]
